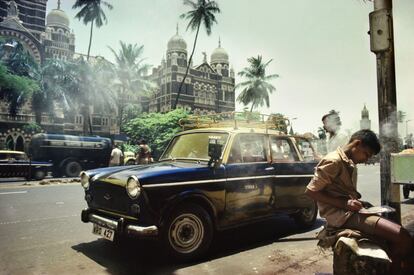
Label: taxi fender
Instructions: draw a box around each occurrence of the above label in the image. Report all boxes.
[160,190,218,228]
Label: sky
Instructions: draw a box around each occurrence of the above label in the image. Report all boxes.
[48,0,414,137]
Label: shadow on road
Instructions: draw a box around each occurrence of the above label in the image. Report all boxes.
[72,215,324,275]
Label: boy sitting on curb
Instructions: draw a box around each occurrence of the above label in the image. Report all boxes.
[305,129,412,274]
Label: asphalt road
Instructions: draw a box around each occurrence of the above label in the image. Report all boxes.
[0,164,412,275]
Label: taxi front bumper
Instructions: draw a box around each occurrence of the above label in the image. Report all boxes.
[81,208,159,237]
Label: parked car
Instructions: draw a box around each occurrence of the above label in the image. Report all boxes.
[123,151,136,166]
[0,150,52,180]
[80,127,319,260]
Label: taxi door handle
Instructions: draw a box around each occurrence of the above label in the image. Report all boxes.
[265,167,274,171]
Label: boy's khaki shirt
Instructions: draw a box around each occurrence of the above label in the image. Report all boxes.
[307,147,359,227]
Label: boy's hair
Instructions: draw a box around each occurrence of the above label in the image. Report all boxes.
[349,129,381,154]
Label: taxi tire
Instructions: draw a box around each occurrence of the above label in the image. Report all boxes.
[162,203,213,261]
[293,201,318,229]
[64,160,82,177]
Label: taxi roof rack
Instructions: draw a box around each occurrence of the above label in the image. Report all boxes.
[178,111,291,133]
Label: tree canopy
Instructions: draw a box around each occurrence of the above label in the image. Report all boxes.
[123,109,189,159]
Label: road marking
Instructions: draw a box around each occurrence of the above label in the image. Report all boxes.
[0,191,27,195]
[0,214,79,225]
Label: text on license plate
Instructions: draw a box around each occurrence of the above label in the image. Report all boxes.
[92,223,114,241]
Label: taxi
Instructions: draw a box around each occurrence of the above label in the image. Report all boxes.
[80,113,319,260]
[0,150,52,180]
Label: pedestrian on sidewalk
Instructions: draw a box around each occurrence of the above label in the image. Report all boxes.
[305,129,413,274]
[109,144,123,166]
[136,139,153,164]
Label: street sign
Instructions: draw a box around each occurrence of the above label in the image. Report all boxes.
[369,9,391,53]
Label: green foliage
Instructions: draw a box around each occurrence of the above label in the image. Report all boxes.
[22,122,42,134]
[0,64,40,116]
[123,109,189,159]
[122,143,139,154]
[268,113,288,133]
[236,55,279,112]
[108,41,154,129]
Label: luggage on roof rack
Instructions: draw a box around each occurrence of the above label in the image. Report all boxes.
[178,111,291,133]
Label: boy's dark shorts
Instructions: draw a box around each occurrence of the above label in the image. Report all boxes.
[342,213,381,235]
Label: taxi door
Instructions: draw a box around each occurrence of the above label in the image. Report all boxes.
[223,133,274,226]
[269,136,314,210]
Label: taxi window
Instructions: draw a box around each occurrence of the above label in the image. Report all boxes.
[161,132,228,160]
[295,138,316,161]
[228,134,267,163]
[270,137,298,162]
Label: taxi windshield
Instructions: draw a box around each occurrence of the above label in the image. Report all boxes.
[160,132,228,161]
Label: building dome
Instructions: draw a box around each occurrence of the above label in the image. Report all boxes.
[46,9,69,29]
[211,39,228,64]
[167,34,187,53]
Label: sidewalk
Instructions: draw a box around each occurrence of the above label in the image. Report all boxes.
[148,201,414,275]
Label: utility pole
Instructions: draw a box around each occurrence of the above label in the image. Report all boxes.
[369,0,400,223]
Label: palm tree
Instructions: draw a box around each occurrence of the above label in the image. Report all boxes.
[72,0,113,60]
[108,41,154,130]
[236,55,279,112]
[173,0,220,109]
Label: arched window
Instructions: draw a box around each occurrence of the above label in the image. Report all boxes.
[5,135,14,150]
[15,136,24,151]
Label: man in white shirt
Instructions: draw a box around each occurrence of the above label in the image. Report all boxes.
[109,144,123,166]
[322,110,349,153]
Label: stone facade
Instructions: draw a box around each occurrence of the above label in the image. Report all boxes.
[148,31,235,114]
[0,0,117,151]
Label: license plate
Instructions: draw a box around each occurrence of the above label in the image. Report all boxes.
[92,223,114,241]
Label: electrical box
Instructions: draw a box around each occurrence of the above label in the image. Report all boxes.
[391,153,414,184]
[369,9,391,53]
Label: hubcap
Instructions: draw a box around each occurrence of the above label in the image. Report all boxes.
[168,213,204,254]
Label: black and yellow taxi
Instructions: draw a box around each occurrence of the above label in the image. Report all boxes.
[0,150,52,180]
[80,114,319,260]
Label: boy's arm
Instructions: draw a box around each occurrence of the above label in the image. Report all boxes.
[306,158,363,212]
[305,189,363,211]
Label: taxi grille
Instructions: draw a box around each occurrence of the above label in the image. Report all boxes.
[89,181,131,215]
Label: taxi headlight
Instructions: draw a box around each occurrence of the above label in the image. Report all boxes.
[80,171,90,189]
[126,176,141,199]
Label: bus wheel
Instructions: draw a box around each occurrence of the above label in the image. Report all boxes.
[64,161,82,177]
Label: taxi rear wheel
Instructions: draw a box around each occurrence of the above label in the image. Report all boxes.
[293,201,318,229]
[162,203,213,261]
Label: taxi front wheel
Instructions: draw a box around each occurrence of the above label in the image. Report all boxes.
[162,203,213,261]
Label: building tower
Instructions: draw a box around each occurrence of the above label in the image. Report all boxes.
[148,30,235,114]
[166,24,187,68]
[42,0,75,60]
[210,38,229,77]
[360,104,371,130]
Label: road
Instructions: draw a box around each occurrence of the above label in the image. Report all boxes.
[0,164,413,275]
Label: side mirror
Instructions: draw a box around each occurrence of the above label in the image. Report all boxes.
[208,138,223,166]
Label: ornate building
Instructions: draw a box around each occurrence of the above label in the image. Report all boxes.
[148,29,235,114]
[0,0,118,151]
[42,0,75,60]
[360,104,371,130]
